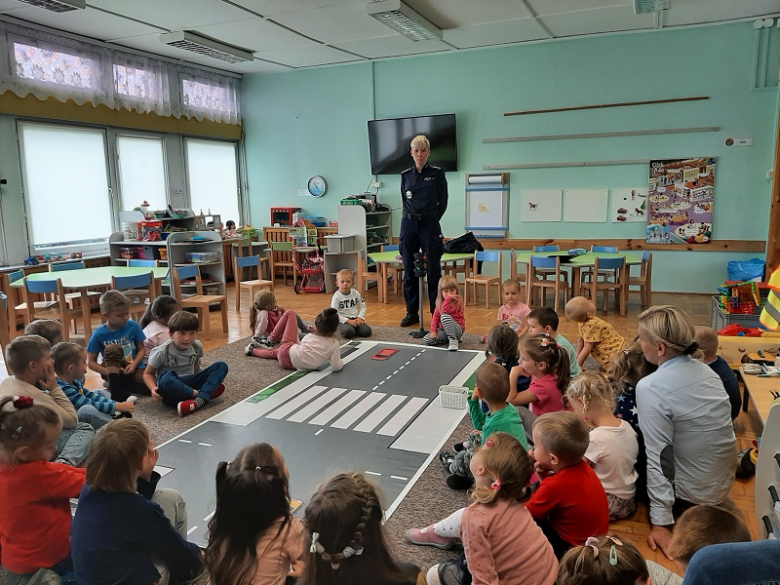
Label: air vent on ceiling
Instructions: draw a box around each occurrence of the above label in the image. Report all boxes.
[634,0,670,14]
[367,0,442,42]
[160,31,254,64]
[15,0,85,13]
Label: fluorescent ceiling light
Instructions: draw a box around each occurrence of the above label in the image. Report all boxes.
[160,31,254,64]
[634,0,670,14]
[15,0,85,12]
[367,0,442,42]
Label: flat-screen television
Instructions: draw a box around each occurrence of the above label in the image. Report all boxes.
[367,113,457,175]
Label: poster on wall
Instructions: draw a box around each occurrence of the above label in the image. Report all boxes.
[610,188,648,222]
[520,190,562,222]
[645,157,715,244]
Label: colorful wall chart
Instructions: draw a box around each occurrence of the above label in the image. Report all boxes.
[646,157,715,244]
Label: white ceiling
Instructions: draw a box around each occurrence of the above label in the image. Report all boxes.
[0,0,778,75]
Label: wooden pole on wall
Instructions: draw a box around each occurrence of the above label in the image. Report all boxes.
[766,102,780,277]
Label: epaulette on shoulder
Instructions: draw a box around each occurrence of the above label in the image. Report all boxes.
[401,167,414,174]
[429,165,442,170]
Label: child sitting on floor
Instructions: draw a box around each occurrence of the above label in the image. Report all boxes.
[564,296,625,370]
[206,443,304,585]
[139,295,180,365]
[250,308,343,373]
[0,395,86,583]
[646,504,752,585]
[24,318,64,346]
[143,311,228,417]
[527,411,609,558]
[0,336,94,467]
[87,290,147,400]
[565,372,638,520]
[439,361,527,490]
[71,419,202,585]
[299,472,422,585]
[427,433,558,585]
[424,275,464,351]
[557,536,650,585]
[480,279,530,343]
[526,307,580,378]
[508,333,571,417]
[695,326,741,420]
[331,269,371,339]
[486,324,530,395]
[54,341,136,429]
[245,290,310,354]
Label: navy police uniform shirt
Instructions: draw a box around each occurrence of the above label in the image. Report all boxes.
[400,163,448,220]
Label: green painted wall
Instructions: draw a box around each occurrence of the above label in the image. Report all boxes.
[241,22,778,293]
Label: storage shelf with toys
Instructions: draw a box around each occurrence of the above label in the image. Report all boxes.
[166,231,226,297]
[109,209,196,266]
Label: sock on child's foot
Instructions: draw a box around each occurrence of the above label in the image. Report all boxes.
[194,397,206,408]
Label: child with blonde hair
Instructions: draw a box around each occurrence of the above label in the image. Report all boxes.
[300,471,422,585]
[508,333,571,416]
[205,443,304,585]
[636,305,736,559]
[331,269,371,339]
[557,535,650,585]
[0,395,86,581]
[24,319,64,346]
[427,433,557,585]
[480,279,530,342]
[565,372,638,520]
[694,326,741,420]
[564,296,625,369]
[245,290,309,355]
[423,275,464,351]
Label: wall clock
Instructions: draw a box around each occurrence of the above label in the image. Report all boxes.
[307,175,327,197]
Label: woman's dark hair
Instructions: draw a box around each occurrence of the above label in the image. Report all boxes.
[299,472,409,585]
[315,308,340,337]
[205,443,292,585]
[485,324,519,362]
[139,295,180,329]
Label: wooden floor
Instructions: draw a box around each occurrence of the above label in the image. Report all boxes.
[0,281,762,576]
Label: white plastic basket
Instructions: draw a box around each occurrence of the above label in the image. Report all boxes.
[439,385,469,409]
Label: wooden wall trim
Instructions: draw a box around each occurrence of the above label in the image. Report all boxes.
[392,237,765,253]
[0,91,242,140]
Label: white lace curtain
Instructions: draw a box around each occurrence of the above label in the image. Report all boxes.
[0,20,240,125]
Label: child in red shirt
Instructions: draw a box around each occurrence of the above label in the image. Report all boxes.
[423,275,465,351]
[0,395,86,579]
[527,411,609,558]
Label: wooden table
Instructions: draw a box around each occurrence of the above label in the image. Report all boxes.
[367,251,475,304]
[739,367,780,425]
[10,266,169,341]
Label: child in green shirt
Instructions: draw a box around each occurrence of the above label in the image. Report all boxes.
[440,361,527,490]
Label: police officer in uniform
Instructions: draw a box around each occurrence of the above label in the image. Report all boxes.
[399,134,448,326]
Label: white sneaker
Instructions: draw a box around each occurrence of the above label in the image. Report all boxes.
[448,338,459,351]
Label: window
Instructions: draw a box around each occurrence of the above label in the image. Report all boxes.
[185,139,241,226]
[12,38,101,93]
[19,122,112,248]
[182,78,231,112]
[113,64,159,100]
[116,135,168,212]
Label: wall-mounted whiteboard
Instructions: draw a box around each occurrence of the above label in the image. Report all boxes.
[610,188,649,222]
[563,189,608,222]
[466,190,508,237]
[520,190,562,222]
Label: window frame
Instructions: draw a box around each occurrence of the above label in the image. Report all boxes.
[113,130,171,214]
[183,136,243,227]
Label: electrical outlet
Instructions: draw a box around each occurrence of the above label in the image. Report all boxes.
[371,181,382,188]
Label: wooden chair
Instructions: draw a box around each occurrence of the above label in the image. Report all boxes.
[509,250,528,297]
[269,241,295,286]
[0,293,9,357]
[50,261,103,313]
[528,255,569,313]
[111,272,156,320]
[6,269,58,336]
[357,249,382,302]
[21,277,84,341]
[628,251,653,307]
[234,255,274,311]
[581,256,627,316]
[170,264,228,335]
[232,239,270,278]
[381,244,404,295]
[464,250,502,308]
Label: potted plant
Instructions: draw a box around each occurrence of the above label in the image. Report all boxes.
[239,225,259,241]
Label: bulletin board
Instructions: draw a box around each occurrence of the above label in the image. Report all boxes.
[465,173,509,238]
[520,190,562,222]
[563,189,608,222]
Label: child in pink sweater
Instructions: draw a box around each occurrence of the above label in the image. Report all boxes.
[426,432,557,585]
[423,275,465,351]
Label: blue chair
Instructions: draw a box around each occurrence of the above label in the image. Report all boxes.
[234,254,273,311]
[21,277,84,340]
[128,259,158,267]
[171,264,228,335]
[111,272,155,319]
[528,255,569,313]
[465,250,502,308]
[5,269,57,334]
[591,245,618,254]
[533,245,559,252]
[582,245,620,283]
[50,260,102,310]
[581,256,627,316]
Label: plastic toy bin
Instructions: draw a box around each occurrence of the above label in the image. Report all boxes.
[439,385,469,409]
[185,252,219,263]
[710,295,762,331]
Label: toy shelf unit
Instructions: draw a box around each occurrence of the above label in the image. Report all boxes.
[110,209,196,266]
[194,213,221,232]
[167,231,226,297]
[338,204,392,257]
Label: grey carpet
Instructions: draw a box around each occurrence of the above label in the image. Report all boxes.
[131,326,485,572]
